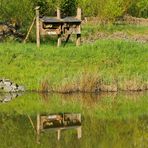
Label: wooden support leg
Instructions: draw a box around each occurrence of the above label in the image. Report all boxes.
[57,34,61,47]
[57,130,61,140]
[77,127,82,139]
[76,34,81,46]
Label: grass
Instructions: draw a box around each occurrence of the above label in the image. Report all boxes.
[82,23,148,36]
[0,39,148,92]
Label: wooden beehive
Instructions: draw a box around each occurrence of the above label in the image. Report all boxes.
[39,17,63,36]
[35,7,81,47]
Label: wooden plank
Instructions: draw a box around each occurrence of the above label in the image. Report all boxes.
[41,126,82,132]
[23,17,36,43]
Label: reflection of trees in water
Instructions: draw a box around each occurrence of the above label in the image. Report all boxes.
[0,93,22,103]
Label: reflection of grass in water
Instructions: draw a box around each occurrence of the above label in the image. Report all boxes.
[0,92,148,119]
[0,112,147,148]
[0,40,147,92]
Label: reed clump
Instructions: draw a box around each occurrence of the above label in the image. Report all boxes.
[56,72,100,93]
[40,73,148,93]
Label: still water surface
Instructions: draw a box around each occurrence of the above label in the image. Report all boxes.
[0,92,148,148]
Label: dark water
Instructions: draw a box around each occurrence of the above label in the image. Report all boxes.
[0,92,148,148]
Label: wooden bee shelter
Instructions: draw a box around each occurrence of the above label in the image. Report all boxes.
[35,6,81,47]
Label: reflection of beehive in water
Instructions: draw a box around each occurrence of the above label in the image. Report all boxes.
[35,7,81,47]
[40,113,81,129]
[37,113,82,141]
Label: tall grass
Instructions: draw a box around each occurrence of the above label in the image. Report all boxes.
[0,39,148,92]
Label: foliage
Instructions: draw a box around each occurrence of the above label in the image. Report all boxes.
[128,0,148,18]
[78,0,132,21]
[60,0,78,17]
[0,0,147,36]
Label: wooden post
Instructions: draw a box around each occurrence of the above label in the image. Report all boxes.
[76,8,81,46]
[57,34,61,47]
[76,7,81,20]
[76,34,81,46]
[35,6,40,48]
[78,113,81,122]
[77,127,82,139]
[57,8,61,47]
[57,7,61,19]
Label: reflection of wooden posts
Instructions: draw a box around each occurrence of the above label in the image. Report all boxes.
[57,129,61,140]
[37,114,40,135]
[35,6,40,48]
[37,113,40,144]
[77,127,82,139]
[76,8,81,46]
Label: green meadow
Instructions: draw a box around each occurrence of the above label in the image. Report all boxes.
[0,38,148,92]
[82,24,148,35]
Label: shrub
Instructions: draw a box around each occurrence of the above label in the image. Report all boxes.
[128,0,148,18]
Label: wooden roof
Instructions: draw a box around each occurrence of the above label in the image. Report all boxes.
[41,16,81,23]
[63,17,81,23]
[41,17,62,23]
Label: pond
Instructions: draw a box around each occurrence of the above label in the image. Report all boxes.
[0,92,148,148]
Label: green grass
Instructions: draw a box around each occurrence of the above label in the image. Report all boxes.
[82,24,148,36]
[0,39,148,92]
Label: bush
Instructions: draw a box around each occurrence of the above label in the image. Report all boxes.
[78,0,131,22]
[60,0,78,17]
[128,0,148,18]
[0,0,147,39]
